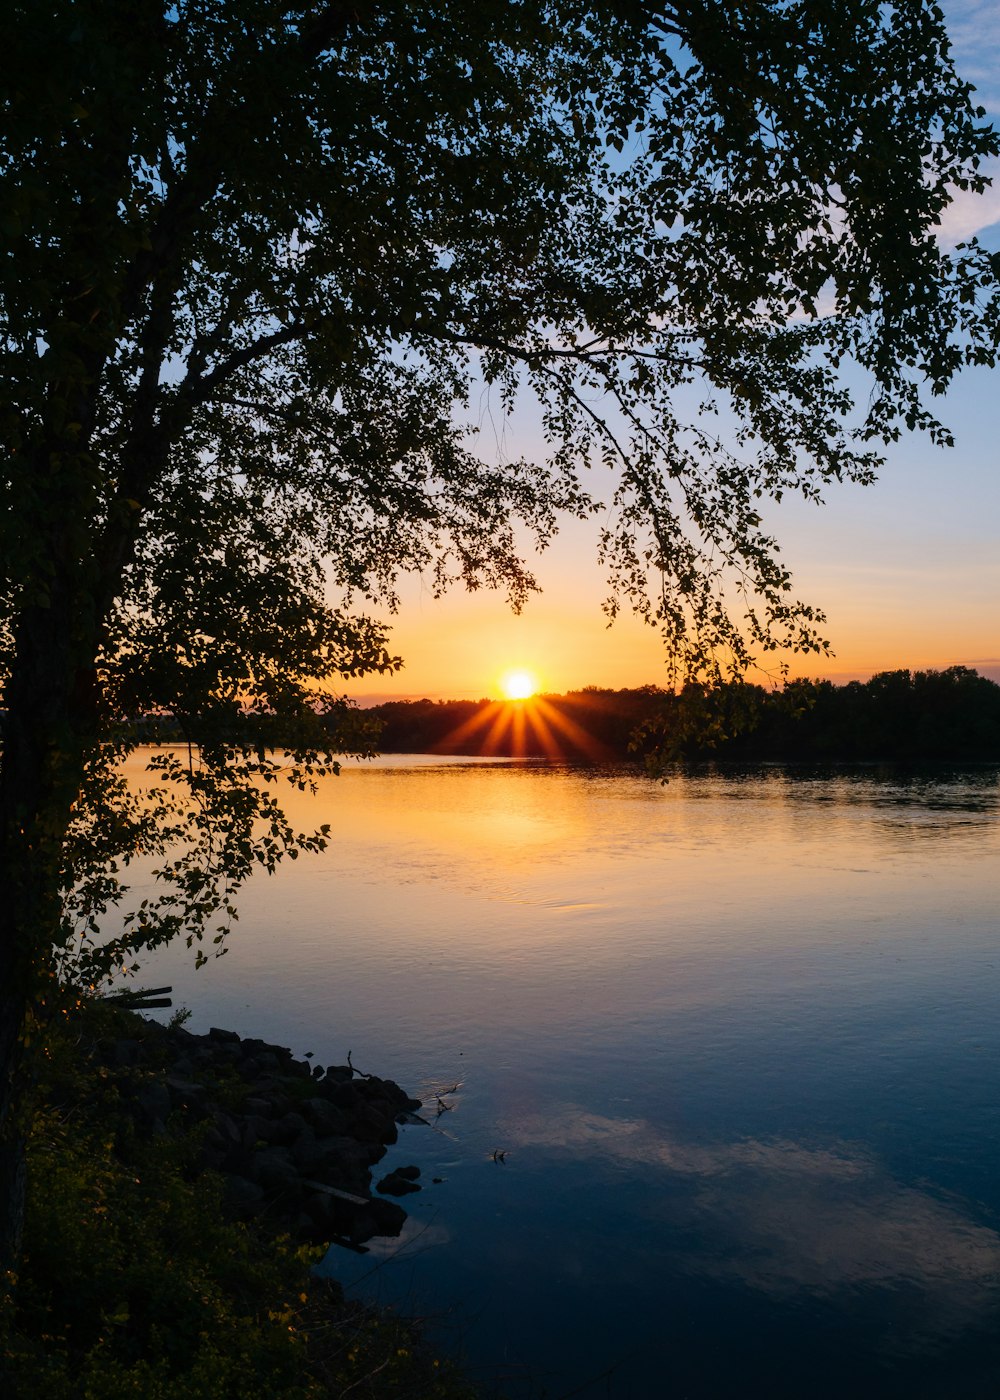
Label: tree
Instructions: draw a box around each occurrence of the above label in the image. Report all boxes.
[1,0,998,1269]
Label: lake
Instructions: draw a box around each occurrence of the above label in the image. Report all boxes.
[135,756,1000,1398]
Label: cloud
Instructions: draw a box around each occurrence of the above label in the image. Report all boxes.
[944,0,1000,111]
[510,1106,1000,1337]
[934,165,1000,246]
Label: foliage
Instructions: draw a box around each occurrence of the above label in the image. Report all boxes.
[60,730,373,981]
[0,999,478,1399]
[3,1,1000,978]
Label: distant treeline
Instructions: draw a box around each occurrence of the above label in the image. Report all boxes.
[364,667,1000,763]
[365,687,662,761]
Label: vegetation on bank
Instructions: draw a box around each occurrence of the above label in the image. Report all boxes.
[365,667,1000,764]
[0,998,477,1400]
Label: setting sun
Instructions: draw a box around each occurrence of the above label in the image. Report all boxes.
[500,669,538,701]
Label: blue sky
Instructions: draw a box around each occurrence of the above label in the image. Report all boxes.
[345,2,1000,702]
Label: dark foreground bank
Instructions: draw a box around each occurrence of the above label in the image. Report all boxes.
[1,998,479,1398]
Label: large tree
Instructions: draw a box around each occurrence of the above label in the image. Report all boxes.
[1,0,998,1268]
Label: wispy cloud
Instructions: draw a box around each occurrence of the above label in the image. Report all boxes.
[945,0,1000,113]
[934,163,1000,246]
[511,1106,1000,1337]
[928,3,1000,244]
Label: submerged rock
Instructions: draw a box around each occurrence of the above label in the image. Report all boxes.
[376,1165,422,1197]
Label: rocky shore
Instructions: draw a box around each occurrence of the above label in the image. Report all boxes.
[95,1013,427,1250]
[5,1000,483,1398]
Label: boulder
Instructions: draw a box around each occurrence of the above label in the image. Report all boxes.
[250,1145,301,1196]
[224,1174,265,1219]
[133,1080,172,1128]
[377,1169,422,1197]
[300,1097,347,1137]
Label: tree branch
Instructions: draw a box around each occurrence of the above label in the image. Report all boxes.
[182,323,305,404]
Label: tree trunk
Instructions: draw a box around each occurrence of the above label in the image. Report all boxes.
[0,986,26,1278]
[0,590,95,1272]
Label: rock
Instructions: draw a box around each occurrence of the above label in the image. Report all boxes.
[245,1109,305,1148]
[303,1189,332,1221]
[251,1145,301,1196]
[377,1169,421,1197]
[202,1123,227,1154]
[350,1075,421,1112]
[301,1097,347,1137]
[208,1109,242,1147]
[319,1078,362,1110]
[347,1100,398,1146]
[303,1191,347,1237]
[224,1174,265,1219]
[288,1127,324,1176]
[245,1113,275,1145]
[251,1087,291,1118]
[166,1076,205,1102]
[313,1135,376,1188]
[134,1080,172,1127]
[367,1198,407,1237]
[243,1095,275,1117]
[324,1064,354,1083]
[268,1110,308,1147]
[208,1026,241,1043]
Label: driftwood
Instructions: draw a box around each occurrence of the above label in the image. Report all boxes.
[102,985,173,1009]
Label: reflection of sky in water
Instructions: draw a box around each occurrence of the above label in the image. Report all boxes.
[125,757,1000,1397]
[512,1110,1000,1314]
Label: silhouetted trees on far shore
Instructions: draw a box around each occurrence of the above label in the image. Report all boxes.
[364,667,1000,764]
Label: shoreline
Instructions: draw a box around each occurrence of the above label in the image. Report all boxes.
[3,997,475,1398]
[95,1009,428,1252]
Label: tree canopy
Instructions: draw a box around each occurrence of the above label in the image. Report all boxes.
[2,0,999,1265]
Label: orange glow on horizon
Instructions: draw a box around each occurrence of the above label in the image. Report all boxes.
[430,692,616,761]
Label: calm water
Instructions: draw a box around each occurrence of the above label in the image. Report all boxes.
[133,756,1000,1398]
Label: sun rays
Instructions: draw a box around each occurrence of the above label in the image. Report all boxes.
[431,689,615,761]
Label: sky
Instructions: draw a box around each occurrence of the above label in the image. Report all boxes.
[344,1,1000,704]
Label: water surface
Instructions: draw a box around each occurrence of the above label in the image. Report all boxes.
[135,758,1000,1397]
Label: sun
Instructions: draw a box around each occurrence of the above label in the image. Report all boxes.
[500,669,538,701]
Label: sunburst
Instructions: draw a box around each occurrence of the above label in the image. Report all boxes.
[500,669,538,701]
[432,683,613,760]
